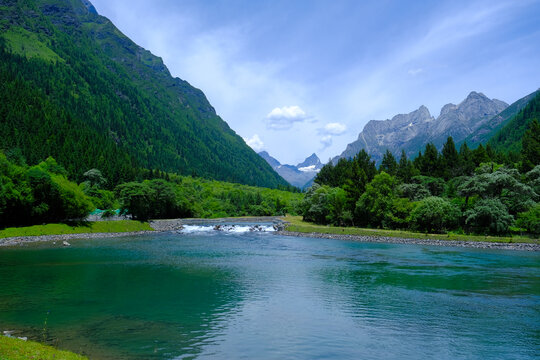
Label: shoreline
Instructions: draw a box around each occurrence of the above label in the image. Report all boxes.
[0,218,538,251]
[0,230,156,247]
[278,231,540,251]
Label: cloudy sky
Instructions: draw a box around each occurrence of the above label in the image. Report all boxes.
[91,0,540,165]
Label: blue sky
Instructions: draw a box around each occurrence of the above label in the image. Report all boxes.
[90,0,540,164]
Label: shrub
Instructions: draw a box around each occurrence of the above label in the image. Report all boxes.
[465,198,514,235]
[516,204,540,235]
[410,196,460,233]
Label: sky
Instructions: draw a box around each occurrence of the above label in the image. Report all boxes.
[90,0,540,165]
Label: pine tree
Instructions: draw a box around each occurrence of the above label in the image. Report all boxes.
[521,118,540,172]
[380,149,398,176]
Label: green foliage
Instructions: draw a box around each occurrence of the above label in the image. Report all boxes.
[0,220,152,239]
[0,335,87,360]
[355,172,396,228]
[465,198,514,235]
[0,153,92,227]
[396,150,418,183]
[490,91,540,155]
[520,119,540,172]
[516,204,540,235]
[0,2,286,188]
[410,196,460,233]
[380,149,398,176]
[117,176,303,221]
[301,137,538,236]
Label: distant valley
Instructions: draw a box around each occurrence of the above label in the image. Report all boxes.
[259,152,323,188]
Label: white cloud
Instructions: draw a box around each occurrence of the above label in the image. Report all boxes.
[320,135,333,149]
[266,105,310,130]
[244,134,264,152]
[408,68,424,76]
[320,122,347,135]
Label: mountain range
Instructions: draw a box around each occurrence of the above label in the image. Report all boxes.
[0,0,286,188]
[333,91,523,164]
[259,152,323,188]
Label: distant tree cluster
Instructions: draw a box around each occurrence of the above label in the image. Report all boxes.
[305,135,540,236]
[0,152,303,227]
[0,153,93,227]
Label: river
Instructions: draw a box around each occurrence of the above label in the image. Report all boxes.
[0,227,538,359]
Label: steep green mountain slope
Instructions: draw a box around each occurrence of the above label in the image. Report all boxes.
[489,91,540,153]
[462,89,539,149]
[0,0,286,188]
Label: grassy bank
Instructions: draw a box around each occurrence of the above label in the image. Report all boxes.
[282,216,538,244]
[0,220,153,239]
[0,336,87,360]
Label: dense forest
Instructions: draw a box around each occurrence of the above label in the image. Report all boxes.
[0,151,302,228]
[0,0,286,188]
[304,125,540,236]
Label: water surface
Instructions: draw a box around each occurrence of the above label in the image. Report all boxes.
[0,229,538,359]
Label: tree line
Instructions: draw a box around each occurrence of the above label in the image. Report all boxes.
[303,129,540,236]
[0,151,303,228]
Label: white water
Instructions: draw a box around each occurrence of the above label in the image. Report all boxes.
[179,224,276,233]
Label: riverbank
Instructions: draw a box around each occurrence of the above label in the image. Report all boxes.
[1,216,537,250]
[279,215,540,251]
[0,335,87,360]
[279,231,540,251]
[0,217,285,247]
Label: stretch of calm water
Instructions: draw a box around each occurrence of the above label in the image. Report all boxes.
[0,228,538,359]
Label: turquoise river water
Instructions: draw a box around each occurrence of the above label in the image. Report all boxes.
[0,227,538,359]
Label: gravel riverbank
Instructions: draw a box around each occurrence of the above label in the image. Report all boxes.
[278,231,540,251]
[0,231,156,247]
[1,218,537,251]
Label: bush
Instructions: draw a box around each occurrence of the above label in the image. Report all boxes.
[465,198,514,235]
[516,204,540,235]
[410,196,460,233]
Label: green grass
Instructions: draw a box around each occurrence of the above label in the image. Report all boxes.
[282,216,538,244]
[2,27,63,63]
[0,220,153,239]
[0,336,87,360]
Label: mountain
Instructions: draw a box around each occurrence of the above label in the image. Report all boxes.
[462,89,540,149]
[259,152,323,188]
[489,91,540,154]
[297,153,323,171]
[0,0,286,188]
[333,92,508,164]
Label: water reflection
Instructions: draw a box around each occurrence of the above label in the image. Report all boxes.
[0,233,538,359]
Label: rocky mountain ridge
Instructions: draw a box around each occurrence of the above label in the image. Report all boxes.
[259,152,323,188]
[334,91,508,164]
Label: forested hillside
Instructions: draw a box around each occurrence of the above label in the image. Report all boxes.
[489,91,540,158]
[0,0,286,188]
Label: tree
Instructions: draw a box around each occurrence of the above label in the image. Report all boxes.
[116,182,154,220]
[418,143,442,177]
[380,150,398,176]
[441,136,459,179]
[464,198,514,235]
[520,118,540,172]
[397,150,417,183]
[301,184,330,224]
[516,204,540,235]
[83,168,107,188]
[355,172,396,227]
[458,142,475,176]
[472,144,489,166]
[410,197,460,233]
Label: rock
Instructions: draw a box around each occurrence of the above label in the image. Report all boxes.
[17,336,27,341]
[332,92,509,165]
[3,330,14,337]
[63,241,71,246]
